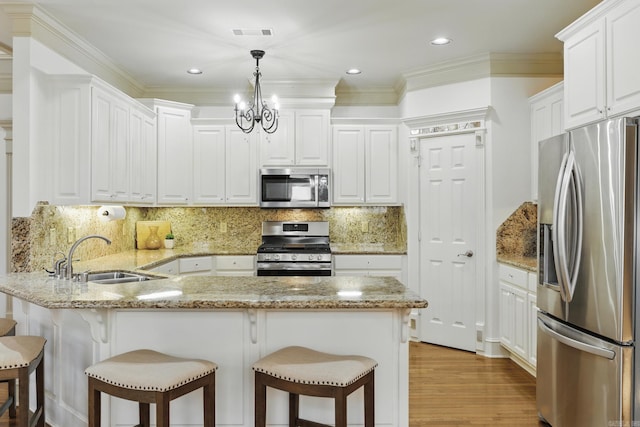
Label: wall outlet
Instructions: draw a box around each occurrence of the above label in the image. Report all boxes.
[360,221,369,233]
[67,227,75,244]
[220,222,227,233]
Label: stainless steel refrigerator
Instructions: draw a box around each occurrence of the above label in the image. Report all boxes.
[537,116,639,426]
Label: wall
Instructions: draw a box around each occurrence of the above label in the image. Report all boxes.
[12,203,406,272]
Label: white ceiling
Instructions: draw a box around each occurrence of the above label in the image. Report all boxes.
[0,0,601,102]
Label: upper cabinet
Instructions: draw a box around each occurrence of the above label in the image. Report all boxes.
[529,82,563,201]
[49,76,157,205]
[332,124,398,205]
[191,121,258,206]
[558,0,640,129]
[259,109,330,166]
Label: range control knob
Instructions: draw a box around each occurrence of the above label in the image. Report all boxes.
[274,254,280,261]
[308,254,315,261]
[291,254,298,261]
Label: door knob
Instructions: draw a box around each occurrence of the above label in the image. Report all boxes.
[457,250,474,258]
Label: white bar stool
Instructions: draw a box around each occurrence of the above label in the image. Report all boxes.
[253,346,377,427]
[85,349,217,427]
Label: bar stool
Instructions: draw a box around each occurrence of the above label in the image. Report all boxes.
[0,335,46,427]
[85,349,217,427]
[0,318,17,419]
[252,346,377,427]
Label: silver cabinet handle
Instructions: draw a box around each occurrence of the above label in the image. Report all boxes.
[457,250,474,258]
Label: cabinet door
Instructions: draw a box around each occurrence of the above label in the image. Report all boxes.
[157,106,192,204]
[225,127,258,204]
[563,20,606,129]
[365,126,397,204]
[129,107,156,204]
[606,0,640,117]
[512,286,528,360]
[332,126,365,204]
[499,282,515,350]
[295,110,330,166]
[50,78,91,205]
[91,87,130,202]
[259,110,295,166]
[193,125,226,204]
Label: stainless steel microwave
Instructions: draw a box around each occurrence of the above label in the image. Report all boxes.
[259,168,331,208]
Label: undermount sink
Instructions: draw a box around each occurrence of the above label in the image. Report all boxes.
[87,271,161,284]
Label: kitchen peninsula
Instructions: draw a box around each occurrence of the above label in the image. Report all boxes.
[0,252,427,427]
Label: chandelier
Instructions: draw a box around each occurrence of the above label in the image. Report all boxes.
[233,50,279,134]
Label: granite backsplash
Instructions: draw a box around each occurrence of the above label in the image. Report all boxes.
[11,202,407,272]
[496,201,537,270]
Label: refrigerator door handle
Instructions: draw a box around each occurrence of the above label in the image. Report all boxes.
[567,155,583,301]
[552,151,569,296]
[538,318,615,360]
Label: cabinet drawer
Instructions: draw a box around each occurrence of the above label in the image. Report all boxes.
[499,264,528,288]
[179,256,213,273]
[333,255,402,270]
[216,256,254,270]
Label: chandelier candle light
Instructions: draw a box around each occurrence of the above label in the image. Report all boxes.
[234,50,279,134]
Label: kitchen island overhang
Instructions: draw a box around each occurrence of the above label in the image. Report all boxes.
[0,273,427,427]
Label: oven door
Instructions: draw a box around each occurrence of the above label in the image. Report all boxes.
[260,169,319,208]
[256,262,332,276]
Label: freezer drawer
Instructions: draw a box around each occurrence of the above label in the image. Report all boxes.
[537,313,632,427]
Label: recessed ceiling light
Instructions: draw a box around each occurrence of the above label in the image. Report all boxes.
[430,37,452,46]
[346,68,362,75]
[187,68,203,75]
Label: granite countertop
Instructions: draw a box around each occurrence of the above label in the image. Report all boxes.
[0,273,428,310]
[496,254,537,272]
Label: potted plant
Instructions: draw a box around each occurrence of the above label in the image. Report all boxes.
[164,233,175,249]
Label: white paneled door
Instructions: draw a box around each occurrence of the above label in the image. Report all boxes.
[419,132,477,351]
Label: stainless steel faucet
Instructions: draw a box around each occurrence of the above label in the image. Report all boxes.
[66,235,111,280]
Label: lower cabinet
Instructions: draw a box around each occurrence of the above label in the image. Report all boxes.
[333,255,404,282]
[498,263,537,373]
[148,255,255,276]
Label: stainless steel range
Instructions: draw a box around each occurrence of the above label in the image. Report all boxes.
[256,221,332,276]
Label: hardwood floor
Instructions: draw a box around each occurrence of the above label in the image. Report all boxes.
[409,341,542,426]
[0,341,540,426]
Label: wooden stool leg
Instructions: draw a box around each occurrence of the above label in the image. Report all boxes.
[156,392,170,427]
[88,378,101,427]
[364,372,375,427]
[288,393,299,427]
[335,388,347,427]
[36,356,45,427]
[203,372,215,427]
[18,367,29,427]
[139,402,150,426]
[8,379,16,418]
[255,373,267,427]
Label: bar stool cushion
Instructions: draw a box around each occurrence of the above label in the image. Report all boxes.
[0,336,46,369]
[85,349,218,392]
[0,319,16,337]
[252,346,377,387]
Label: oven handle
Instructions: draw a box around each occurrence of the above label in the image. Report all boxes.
[256,262,332,270]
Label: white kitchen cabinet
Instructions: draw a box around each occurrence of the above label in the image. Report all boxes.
[142,99,194,205]
[129,107,157,204]
[215,256,255,276]
[91,84,130,202]
[558,0,640,129]
[179,256,214,276]
[529,82,563,201]
[333,255,403,282]
[48,76,157,205]
[259,109,330,166]
[148,259,179,275]
[332,125,398,205]
[498,263,537,372]
[192,124,226,204]
[225,126,258,205]
[48,76,92,206]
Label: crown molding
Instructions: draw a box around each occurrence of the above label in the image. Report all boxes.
[403,106,492,130]
[0,3,144,97]
[401,52,563,95]
[556,0,625,41]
